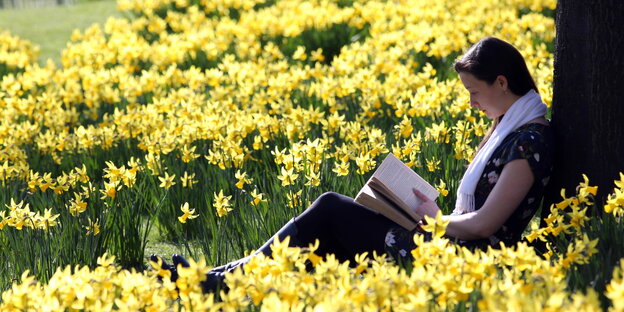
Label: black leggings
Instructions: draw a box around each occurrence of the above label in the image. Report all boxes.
[292,192,396,262]
[201,192,397,292]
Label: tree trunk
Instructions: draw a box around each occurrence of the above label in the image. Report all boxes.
[544,0,624,216]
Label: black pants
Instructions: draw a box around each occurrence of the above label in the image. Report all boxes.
[292,192,396,262]
[202,192,398,292]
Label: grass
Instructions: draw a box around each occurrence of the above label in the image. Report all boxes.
[0,0,123,65]
[143,221,189,268]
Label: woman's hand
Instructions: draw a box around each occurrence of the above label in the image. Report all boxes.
[412,189,440,218]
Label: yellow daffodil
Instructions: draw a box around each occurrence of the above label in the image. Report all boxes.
[158,172,176,189]
[100,180,121,200]
[426,157,441,172]
[607,260,624,311]
[355,153,375,175]
[213,189,233,217]
[180,145,200,163]
[180,171,198,188]
[68,192,88,216]
[286,190,303,209]
[277,166,298,187]
[577,174,598,203]
[235,170,252,189]
[332,160,350,176]
[250,189,266,206]
[292,46,307,61]
[421,211,449,238]
[395,116,414,139]
[310,48,324,62]
[178,202,199,223]
[305,170,321,187]
[435,179,449,197]
[85,217,100,235]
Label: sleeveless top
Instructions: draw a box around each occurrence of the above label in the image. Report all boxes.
[384,123,555,258]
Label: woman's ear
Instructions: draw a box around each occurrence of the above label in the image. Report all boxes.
[496,75,508,91]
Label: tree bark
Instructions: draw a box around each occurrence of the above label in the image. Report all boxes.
[544,0,624,215]
[589,0,624,200]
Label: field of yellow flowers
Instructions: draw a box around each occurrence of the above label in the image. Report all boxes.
[2,0,624,310]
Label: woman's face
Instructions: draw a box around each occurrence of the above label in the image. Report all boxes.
[459,72,508,119]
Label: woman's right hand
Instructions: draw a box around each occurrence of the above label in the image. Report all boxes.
[412,189,440,219]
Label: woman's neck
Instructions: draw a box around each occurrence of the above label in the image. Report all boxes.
[527,116,549,126]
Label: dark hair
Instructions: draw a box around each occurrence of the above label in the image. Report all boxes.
[453,37,537,96]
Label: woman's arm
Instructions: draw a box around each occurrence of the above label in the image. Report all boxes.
[414,158,534,240]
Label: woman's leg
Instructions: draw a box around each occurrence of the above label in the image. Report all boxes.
[171,191,397,293]
[212,191,396,268]
[293,191,396,262]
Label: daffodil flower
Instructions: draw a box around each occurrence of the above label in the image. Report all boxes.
[158,172,176,189]
[178,202,199,223]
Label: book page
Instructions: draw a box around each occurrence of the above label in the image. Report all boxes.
[369,178,421,222]
[372,153,439,211]
[355,184,418,230]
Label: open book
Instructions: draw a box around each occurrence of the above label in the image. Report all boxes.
[354,153,439,230]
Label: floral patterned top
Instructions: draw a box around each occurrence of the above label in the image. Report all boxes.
[385,123,554,259]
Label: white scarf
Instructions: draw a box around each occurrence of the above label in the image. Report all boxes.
[453,89,547,214]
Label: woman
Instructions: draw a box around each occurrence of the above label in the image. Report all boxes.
[154,37,554,293]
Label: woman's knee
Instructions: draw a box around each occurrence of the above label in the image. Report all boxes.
[315,192,356,210]
[316,191,344,206]
[298,192,347,221]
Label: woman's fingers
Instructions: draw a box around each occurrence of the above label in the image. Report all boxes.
[412,188,430,201]
[412,188,439,218]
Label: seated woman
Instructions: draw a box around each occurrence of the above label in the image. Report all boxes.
[153,36,554,293]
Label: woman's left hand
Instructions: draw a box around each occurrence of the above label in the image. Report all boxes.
[412,189,440,218]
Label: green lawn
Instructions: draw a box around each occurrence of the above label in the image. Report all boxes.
[0,0,123,65]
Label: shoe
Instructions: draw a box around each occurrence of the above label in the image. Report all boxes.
[172,254,190,268]
[201,218,302,293]
[150,254,179,282]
